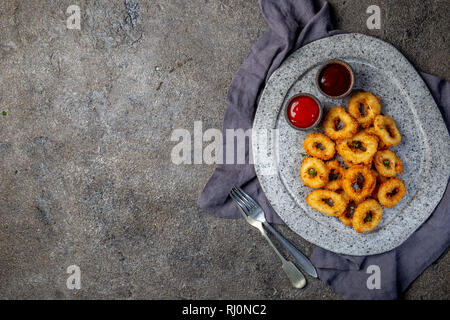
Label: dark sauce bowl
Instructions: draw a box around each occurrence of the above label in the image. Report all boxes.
[315,59,354,99]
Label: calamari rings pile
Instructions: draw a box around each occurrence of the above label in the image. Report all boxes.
[300,91,406,233]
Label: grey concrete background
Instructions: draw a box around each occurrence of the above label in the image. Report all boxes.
[0,0,448,299]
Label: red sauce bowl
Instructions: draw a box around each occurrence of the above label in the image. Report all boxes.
[284,93,323,131]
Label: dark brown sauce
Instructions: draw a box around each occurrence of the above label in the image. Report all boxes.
[319,63,352,97]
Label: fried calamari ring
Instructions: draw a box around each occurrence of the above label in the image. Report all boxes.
[336,131,378,165]
[374,115,401,147]
[324,160,346,191]
[352,199,383,233]
[361,127,389,150]
[300,157,330,188]
[338,192,358,227]
[303,133,336,160]
[306,189,347,217]
[377,177,406,208]
[371,170,388,200]
[374,150,403,177]
[323,106,358,140]
[342,165,376,203]
[348,92,381,128]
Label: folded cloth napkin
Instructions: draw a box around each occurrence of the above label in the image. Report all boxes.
[198,0,450,299]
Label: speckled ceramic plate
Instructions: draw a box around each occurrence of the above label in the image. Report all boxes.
[252,33,450,256]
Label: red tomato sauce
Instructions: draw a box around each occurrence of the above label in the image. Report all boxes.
[286,95,320,128]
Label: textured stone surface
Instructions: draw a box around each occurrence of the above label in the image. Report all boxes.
[253,33,450,255]
[0,0,448,299]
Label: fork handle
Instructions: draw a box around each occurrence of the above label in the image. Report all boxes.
[263,221,318,278]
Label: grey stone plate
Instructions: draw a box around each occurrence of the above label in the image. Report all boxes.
[252,33,450,256]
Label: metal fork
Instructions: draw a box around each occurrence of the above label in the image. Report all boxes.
[230,189,306,288]
[230,186,317,279]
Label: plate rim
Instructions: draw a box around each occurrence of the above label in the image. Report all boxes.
[252,33,450,256]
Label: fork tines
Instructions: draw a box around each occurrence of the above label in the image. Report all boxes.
[230,186,259,211]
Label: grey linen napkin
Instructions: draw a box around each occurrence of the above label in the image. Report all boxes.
[198,0,450,299]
